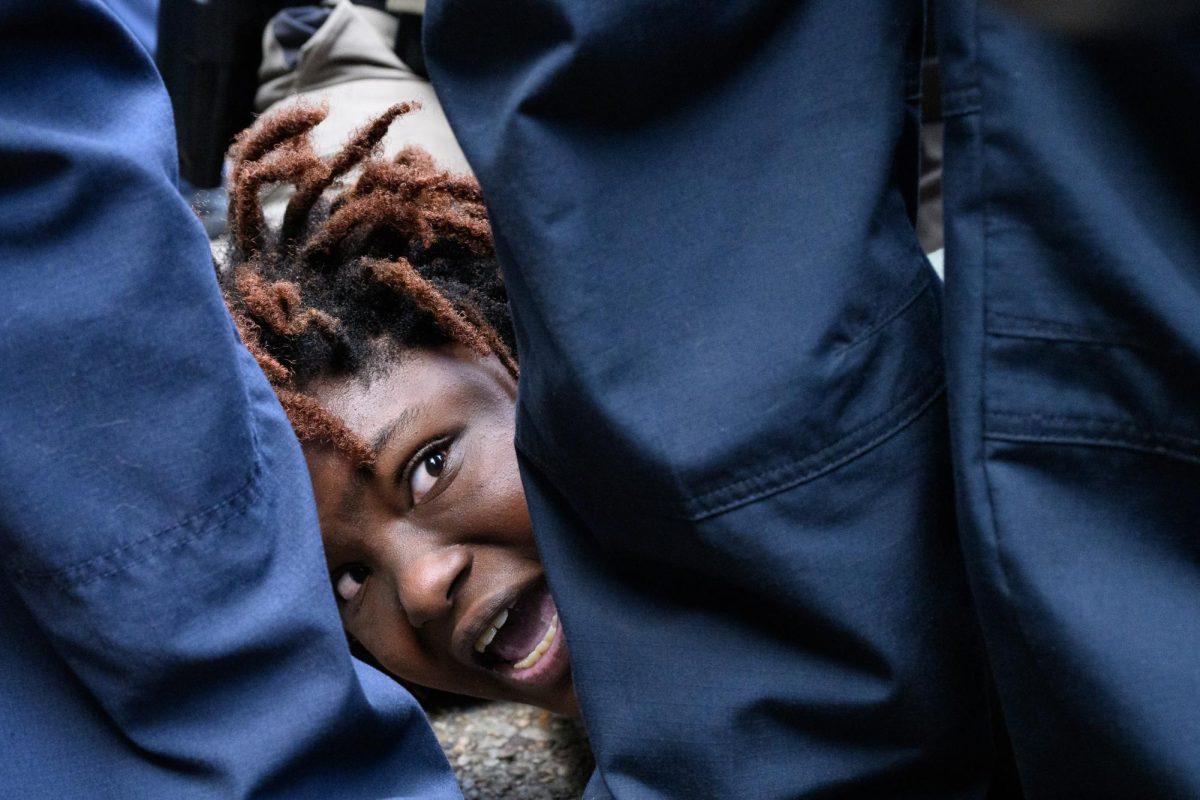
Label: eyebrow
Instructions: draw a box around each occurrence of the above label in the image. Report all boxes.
[334,404,426,527]
[371,404,425,456]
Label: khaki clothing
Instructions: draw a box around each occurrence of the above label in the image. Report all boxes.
[255,0,470,227]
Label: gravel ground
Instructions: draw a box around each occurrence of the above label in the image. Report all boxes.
[428,701,594,799]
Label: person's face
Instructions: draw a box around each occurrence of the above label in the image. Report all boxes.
[303,345,576,714]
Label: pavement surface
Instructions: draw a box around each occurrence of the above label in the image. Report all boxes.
[428,700,594,800]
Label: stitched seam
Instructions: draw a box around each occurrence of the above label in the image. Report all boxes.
[987,311,1155,350]
[984,431,1200,467]
[684,365,945,520]
[11,349,269,589]
[11,459,263,589]
[515,369,947,523]
[988,410,1200,448]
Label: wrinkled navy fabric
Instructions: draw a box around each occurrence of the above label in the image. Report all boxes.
[0,2,461,797]
[426,0,1200,797]
[427,2,995,797]
[939,3,1200,797]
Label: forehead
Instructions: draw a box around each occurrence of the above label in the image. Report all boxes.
[306,346,496,440]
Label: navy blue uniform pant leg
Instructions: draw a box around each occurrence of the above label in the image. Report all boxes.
[939,3,1200,796]
[427,1,998,796]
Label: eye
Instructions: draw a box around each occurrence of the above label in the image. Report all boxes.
[334,564,370,603]
[409,447,447,504]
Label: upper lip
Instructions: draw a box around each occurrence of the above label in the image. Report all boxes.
[453,575,540,668]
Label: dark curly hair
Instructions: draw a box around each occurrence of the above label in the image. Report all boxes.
[220,103,517,466]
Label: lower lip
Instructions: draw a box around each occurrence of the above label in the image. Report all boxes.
[495,614,570,688]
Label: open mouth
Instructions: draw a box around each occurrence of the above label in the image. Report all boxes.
[472,581,567,682]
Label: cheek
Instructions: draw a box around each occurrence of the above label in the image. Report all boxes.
[458,417,534,547]
[357,602,434,682]
[485,440,536,549]
[362,612,503,700]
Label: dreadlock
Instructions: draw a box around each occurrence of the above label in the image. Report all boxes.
[220,103,517,467]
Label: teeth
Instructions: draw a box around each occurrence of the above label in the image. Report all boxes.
[474,626,497,653]
[473,608,510,653]
[513,615,558,670]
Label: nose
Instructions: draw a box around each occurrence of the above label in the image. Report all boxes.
[397,544,473,628]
